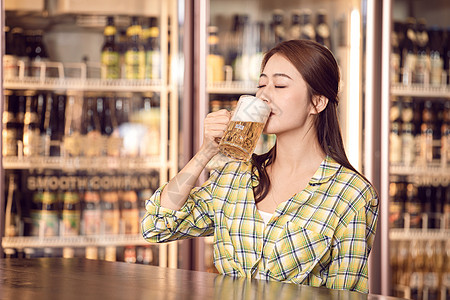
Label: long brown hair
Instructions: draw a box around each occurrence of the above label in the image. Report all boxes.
[253,39,360,203]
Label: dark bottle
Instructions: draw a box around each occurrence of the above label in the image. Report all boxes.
[445,186,450,229]
[428,26,444,86]
[11,27,27,61]
[389,180,405,228]
[23,90,42,156]
[270,10,285,47]
[406,183,422,228]
[445,28,450,85]
[125,16,145,79]
[4,26,18,77]
[391,22,403,84]
[82,93,102,157]
[441,101,450,166]
[414,19,430,84]
[315,10,331,50]
[55,91,67,146]
[144,17,161,80]
[35,92,46,134]
[5,173,21,237]
[300,9,315,41]
[2,90,18,156]
[422,185,435,229]
[420,100,434,165]
[402,18,417,85]
[42,93,61,156]
[26,30,48,77]
[288,10,302,40]
[103,96,121,157]
[101,16,120,79]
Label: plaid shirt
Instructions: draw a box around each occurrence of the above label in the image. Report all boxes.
[142,155,379,293]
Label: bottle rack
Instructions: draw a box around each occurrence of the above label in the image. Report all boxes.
[4,60,166,92]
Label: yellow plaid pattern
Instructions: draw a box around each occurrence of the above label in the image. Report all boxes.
[142,155,379,293]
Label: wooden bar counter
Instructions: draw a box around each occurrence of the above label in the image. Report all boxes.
[0,258,403,300]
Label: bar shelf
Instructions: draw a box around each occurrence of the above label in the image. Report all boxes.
[390,163,450,177]
[389,229,449,241]
[1,234,150,249]
[391,83,450,98]
[2,156,162,171]
[207,81,258,94]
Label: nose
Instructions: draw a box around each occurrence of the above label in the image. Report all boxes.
[257,92,270,104]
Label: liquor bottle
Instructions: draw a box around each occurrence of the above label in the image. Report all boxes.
[224,14,241,68]
[11,27,28,74]
[420,100,434,165]
[300,9,315,41]
[101,16,120,79]
[102,95,121,157]
[428,27,444,86]
[144,17,161,80]
[443,102,450,167]
[120,189,139,234]
[390,97,402,164]
[414,19,430,84]
[391,22,403,84]
[63,91,83,157]
[389,179,405,228]
[233,14,250,82]
[28,30,49,77]
[40,188,59,237]
[409,240,425,300]
[445,28,450,85]
[402,18,417,85]
[4,26,18,78]
[423,185,435,228]
[315,10,331,50]
[42,93,61,156]
[401,97,415,166]
[82,93,102,157]
[139,92,160,156]
[102,190,120,235]
[4,173,21,237]
[83,188,101,236]
[269,10,285,48]
[445,186,450,230]
[207,26,225,83]
[288,10,301,40]
[125,16,145,79]
[23,90,42,156]
[61,189,81,236]
[2,90,18,156]
[406,183,422,228]
[249,22,266,81]
[424,241,440,300]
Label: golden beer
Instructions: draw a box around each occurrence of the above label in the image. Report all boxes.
[219,121,265,161]
[218,95,270,161]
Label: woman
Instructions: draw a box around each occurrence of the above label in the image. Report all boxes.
[141,40,379,293]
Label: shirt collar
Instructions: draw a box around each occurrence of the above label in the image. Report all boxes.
[250,155,341,187]
[309,155,341,185]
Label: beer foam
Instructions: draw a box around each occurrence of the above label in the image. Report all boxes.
[231,95,271,123]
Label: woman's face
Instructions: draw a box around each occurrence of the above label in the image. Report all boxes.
[256,53,314,135]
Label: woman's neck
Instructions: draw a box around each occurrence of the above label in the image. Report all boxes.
[272,126,326,176]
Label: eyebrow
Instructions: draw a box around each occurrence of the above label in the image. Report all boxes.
[259,73,293,80]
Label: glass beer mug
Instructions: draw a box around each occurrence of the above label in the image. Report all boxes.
[219,95,271,161]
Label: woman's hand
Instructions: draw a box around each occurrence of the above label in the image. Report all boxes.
[199,109,231,158]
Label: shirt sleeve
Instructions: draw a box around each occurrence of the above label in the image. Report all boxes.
[325,198,379,293]
[141,170,219,243]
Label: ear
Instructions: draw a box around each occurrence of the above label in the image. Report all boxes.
[310,95,329,115]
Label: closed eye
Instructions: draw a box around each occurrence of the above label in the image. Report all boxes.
[257,85,266,88]
[275,86,286,88]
